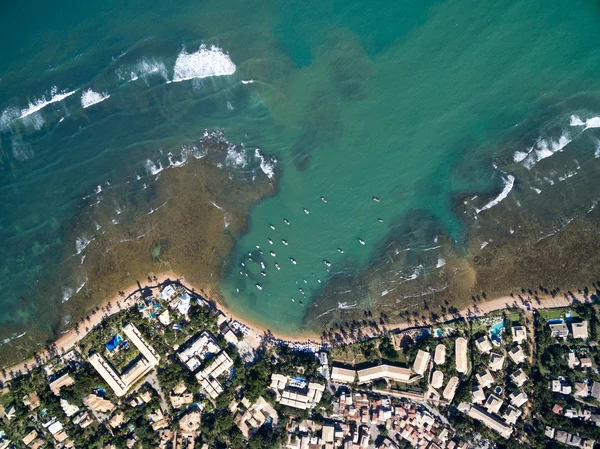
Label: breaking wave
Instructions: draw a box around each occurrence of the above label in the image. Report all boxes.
[20,86,78,119]
[81,89,110,108]
[475,174,515,214]
[171,45,236,83]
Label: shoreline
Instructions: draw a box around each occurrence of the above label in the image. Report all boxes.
[0,273,594,382]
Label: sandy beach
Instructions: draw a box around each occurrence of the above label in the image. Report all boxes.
[0,275,593,383]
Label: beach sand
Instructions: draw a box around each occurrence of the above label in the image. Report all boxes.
[1,275,592,382]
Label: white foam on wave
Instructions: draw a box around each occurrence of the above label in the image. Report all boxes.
[570,114,600,129]
[225,145,247,168]
[119,58,169,82]
[20,86,78,119]
[1,331,26,346]
[475,174,515,214]
[81,88,110,108]
[75,236,91,254]
[0,106,19,132]
[254,149,276,178]
[530,187,542,194]
[522,134,571,169]
[595,141,600,158]
[513,150,530,163]
[144,159,164,175]
[171,45,236,83]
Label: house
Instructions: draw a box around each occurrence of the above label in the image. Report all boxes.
[109,412,125,428]
[23,393,40,411]
[83,393,115,413]
[49,373,75,395]
[571,321,589,339]
[412,350,431,375]
[566,351,580,369]
[22,430,44,449]
[489,353,505,372]
[549,322,569,338]
[455,338,468,373]
[580,357,593,368]
[574,382,589,398]
[331,367,356,384]
[234,396,278,438]
[3,404,15,421]
[179,409,201,433]
[475,336,493,353]
[177,331,220,372]
[545,427,556,439]
[434,344,446,365]
[160,285,176,300]
[321,424,334,443]
[443,376,459,401]
[196,351,234,400]
[476,370,495,389]
[508,345,526,364]
[472,386,486,404]
[177,294,192,315]
[510,369,528,387]
[509,390,528,408]
[591,382,600,400]
[60,399,80,417]
[551,379,572,395]
[430,370,444,389]
[503,405,522,425]
[552,404,563,415]
[484,394,503,414]
[157,310,171,326]
[511,326,527,344]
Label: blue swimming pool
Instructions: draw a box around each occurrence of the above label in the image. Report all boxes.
[105,334,123,352]
[490,321,505,336]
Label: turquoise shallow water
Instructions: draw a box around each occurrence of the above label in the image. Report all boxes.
[2,0,600,354]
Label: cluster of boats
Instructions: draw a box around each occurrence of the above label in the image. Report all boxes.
[250,195,382,295]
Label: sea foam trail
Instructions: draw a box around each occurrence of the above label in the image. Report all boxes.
[475,174,515,214]
[20,86,78,118]
[81,89,110,108]
[170,45,236,83]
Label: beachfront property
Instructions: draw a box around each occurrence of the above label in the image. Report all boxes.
[195,350,234,400]
[88,323,160,396]
[177,330,220,372]
[330,366,356,384]
[549,322,569,338]
[48,373,75,396]
[270,374,325,410]
[455,337,468,373]
[159,284,177,301]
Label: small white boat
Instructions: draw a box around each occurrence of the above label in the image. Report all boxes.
[378,218,384,223]
[373,197,380,203]
[256,283,262,290]
[261,271,267,276]
[359,238,365,245]
[291,298,295,302]
[321,196,327,203]
[240,271,243,275]
[337,248,344,253]
[256,245,260,249]
[260,261,266,269]
[270,224,276,230]
[275,263,281,270]
[323,260,331,267]
[303,279,308,284]
[270,251,276,257]
[258,250,263,255]
[304,208,309,214]
[241,262,245,267]
[283,219,290,225]
[290,258,297,264]
[268,238,273,244]
[317,279,321,283]
[245,273,249,277]
[282,239,288,245]
[299,288,305,295]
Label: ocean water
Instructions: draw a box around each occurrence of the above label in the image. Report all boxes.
[2,0,600,361]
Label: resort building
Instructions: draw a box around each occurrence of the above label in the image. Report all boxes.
[430,370,444,389]
[178,331,220,372]
[443,376,459,401]
[412,350,431,375]
[475,336,492,353]
[476,370,495,389]
[549,322,569,338]
[159,285,177,300]
[49,373,75,395]
[269,374,325,410]
[489,353,505,372]
[508,345,526,364]
[511,326,527,344]
[89,323,160,397]
[233,396,278,438]
[195,350,234,400]
[455,338,468,373]
[458,403,513,439]
[571,321,589,339]
[356,364,421,384]
[434,344,446,365]
[330,366,356,384]
[510,369,528,387]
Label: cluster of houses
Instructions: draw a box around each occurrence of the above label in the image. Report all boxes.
[544,426,595,448]
[283,393,469,449]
